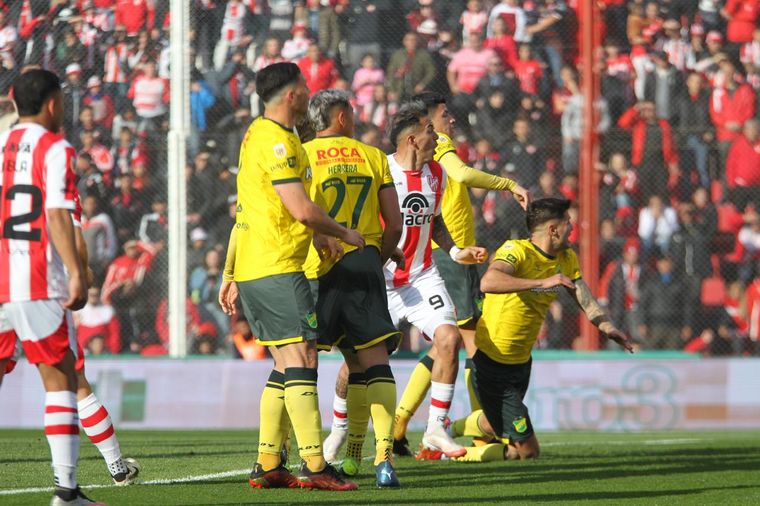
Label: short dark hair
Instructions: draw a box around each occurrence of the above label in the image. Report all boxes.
[13,69,61,116]
[256,62,302,103]
[412,91,446,115]
[388,100,427,149]
[526,198,572,232]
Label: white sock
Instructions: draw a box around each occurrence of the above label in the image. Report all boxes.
[45,391,79,490]
[331,395,348,431]
[427,382,455,430]
[78,393,126,475]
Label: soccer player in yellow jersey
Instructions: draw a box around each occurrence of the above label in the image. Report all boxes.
[450,198,634,462]
[301,90,404,487]
[225,63,364,491]
[392,91,531,456]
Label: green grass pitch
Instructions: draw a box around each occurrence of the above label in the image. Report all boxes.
[2,429,759,505]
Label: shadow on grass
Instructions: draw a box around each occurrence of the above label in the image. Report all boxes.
[180,484,758,505]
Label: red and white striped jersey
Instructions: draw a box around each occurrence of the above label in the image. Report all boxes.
[384,154,446,289]
[221,0,247,44]
[127,76,169,118]
[0,123,78,304]
[104,42,129,84]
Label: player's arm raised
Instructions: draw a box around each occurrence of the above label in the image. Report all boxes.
[378,185,403,264]
[274,181,365,250]
[431,216,487,265]
[481,258,575,293]
[571,279,634,353]
[439,151,531,210]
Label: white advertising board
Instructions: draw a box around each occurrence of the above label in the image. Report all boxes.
[1,358,758,431]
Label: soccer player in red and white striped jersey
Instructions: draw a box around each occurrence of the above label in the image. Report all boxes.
[0,69,102,505]
[383,101,487,459]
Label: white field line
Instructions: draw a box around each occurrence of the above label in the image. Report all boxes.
[0,469,249,496]
[0,437,704,496]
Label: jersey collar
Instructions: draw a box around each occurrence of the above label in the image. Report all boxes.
[529,241,556,260]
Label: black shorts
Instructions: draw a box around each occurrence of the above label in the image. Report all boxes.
[472,350,534,443]
[237,272,318,346]
[313,247,400,353]
[432,247,483,325]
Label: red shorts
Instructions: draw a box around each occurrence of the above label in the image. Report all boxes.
[1,300,76,367]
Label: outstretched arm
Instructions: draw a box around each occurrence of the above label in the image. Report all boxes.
[439,151,530,210]
[571,279,634,352]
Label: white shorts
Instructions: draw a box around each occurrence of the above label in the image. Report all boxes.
[1,299,75,366]
[387,266,457,339]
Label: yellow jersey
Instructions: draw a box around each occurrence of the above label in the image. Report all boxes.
[476,239,582,365]
[302,135,395,279]
[234,117,313,282]
[433,132,475,248]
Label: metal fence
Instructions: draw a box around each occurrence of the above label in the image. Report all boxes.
[2,0,758,358]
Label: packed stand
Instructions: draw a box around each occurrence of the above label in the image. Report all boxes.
[0,0,756,357]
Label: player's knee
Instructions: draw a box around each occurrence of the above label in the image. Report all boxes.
[433,325,461,356]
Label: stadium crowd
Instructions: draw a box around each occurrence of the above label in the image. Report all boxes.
[0,0,758,358]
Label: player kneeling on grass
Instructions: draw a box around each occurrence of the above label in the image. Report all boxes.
[301,89,404,487]
[446,198,634,462]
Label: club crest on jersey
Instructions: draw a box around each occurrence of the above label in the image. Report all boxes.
[513,417,528,433]
[427,175,439,192]
[305,311,318,329]
[273,143,287,159]
[401,192,432,226]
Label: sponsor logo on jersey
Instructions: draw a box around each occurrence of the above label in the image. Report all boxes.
[273,143,287,158]
[505,253,518,264]
[287,156,296,167]
[314,146,363,160]
[401,192,433,226]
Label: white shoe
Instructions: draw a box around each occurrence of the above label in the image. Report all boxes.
[50,487,106,505]
[111,457,141,486]
[323,427,348,463]
[421,422,467,459]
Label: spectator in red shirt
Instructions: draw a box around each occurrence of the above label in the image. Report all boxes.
[721,0,760,44]
[485,16,518,70]
[726,119,760,211]
[512,43,544,95]
[618,100,679,202]
[115,0,154,37]
[127,60,169,132]
[710,60,756,168]
[297,42,338,95]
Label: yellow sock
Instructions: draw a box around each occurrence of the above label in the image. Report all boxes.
[345,373,368,462]
[464,358,482,412]
[451,410,487,439]
[394,355,433,440]
[455,443,507,463]
[365,365,397,465]
[257,370,288,471]
[284,367,325,472]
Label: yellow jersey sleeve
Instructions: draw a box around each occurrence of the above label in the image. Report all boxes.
[379,155,395,189]
[264,137,306,185]
[433,132,457,162]
[223,225,237,281]
[493,240,527,268]
[439,151,517,192]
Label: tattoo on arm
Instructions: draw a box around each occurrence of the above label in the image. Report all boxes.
[431,217,455,252]
[574,280,609,324]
